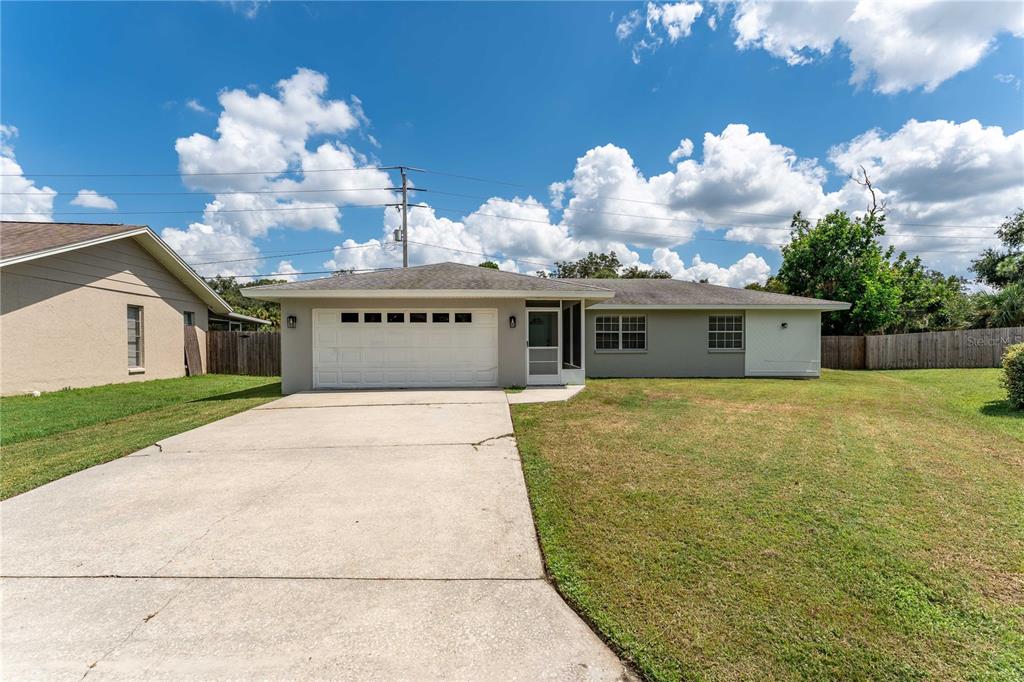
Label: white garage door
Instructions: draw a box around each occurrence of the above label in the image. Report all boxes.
[313,308,499,389]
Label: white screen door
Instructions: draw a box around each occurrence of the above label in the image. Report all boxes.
[527,309,561,385]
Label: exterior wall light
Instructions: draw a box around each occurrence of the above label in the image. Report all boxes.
[286,315,297,329]
[509,315,517,329]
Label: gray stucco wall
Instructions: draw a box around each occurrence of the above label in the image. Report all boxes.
[0,238,208,395]
[584,308,745,378]
[279,297,527,393]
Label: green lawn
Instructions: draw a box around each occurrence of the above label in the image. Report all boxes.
[511,369,1024,681]
[1,375,280,499]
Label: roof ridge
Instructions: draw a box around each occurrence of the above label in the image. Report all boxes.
[439,261,613,291]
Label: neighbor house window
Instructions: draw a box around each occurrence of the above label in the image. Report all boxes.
[183,311,195,326]
[708,314,744,350]
[595,315,646,351]
[127,305,144,369]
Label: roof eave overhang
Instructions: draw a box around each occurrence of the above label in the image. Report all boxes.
[589,302,851,311]
[241,288,615,302]
[0,227,233,315]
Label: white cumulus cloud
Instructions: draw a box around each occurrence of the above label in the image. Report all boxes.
[163,68,392,275]
[652,248,772,286]
[0,124,56,222]
[727,0,1024,93]
[70,189,117,210]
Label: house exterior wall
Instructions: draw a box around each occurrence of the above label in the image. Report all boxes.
[584,308,746,378]
[744,309,822,377]
[0,238,208,395]
[279,297,527,394]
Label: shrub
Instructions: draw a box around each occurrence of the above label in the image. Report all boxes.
[1001,342,1024,409]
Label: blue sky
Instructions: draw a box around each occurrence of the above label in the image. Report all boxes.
[2,1,1022,285]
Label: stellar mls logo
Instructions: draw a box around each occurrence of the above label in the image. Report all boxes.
[967,334,1024,347]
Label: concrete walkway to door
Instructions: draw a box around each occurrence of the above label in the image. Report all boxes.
[1,389,631,680]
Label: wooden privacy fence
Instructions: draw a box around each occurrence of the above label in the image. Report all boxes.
[822,327,1024,370]
[207,330,281,376]
[820,335,866,370]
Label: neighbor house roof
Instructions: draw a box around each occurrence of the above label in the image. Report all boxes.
[242,262,616,300]
[559,278,850,310]
[0,221,232,314]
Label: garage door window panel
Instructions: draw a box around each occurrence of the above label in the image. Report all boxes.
[363,312,382,323]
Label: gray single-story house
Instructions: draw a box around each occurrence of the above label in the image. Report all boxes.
[0,221,268,395]
[243,262,849,393]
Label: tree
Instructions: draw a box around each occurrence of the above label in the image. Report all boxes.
[890,254,971,332]
[972,209,1024,288]
[206,276,285,328]
[548,251,672,279]
[479,261,500,269]
[775,210,902,335]
[621,265,672,279]
[551,252,622,278]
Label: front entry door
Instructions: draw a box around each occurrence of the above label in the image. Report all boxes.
[527,309,561,385]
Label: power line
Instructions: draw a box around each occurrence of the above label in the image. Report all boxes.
[194,241,393,265]
[0,186,408,197]
[417,167,529,189]
[405,240,554,269]
[425,205,991,254]
[426,190,1004,233]
[0,166,394,178]
[1,203,394,217]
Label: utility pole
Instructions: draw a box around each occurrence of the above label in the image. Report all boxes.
[400,166,409,268]
[387,166,422,268]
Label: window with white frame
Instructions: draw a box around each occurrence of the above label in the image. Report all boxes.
[127,305,144,368]
[708,314,743,350]
[595,314,646,351]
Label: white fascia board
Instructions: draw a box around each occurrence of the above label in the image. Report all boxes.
[242,288,615,302]
[589,303,851,311]
[0,228,150,268]
[131,230,232,315]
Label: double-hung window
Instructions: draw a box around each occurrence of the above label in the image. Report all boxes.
[127,305,144,369]
[595,314,646,351]
[708,314,744,350]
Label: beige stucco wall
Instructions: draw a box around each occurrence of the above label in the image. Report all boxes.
[0,238,209,395]
[279,297,527,393]
[584,308,746,378]
[744,309,822,377]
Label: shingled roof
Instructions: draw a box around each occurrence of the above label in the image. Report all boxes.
[0,221,146,261]
[0,221,232,314]
[243,262,615,299]
[559,277,849,308]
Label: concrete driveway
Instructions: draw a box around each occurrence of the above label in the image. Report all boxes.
[1,390,631,681]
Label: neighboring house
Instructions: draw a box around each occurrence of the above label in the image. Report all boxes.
[0,221,266,395]
[243,262,850,393]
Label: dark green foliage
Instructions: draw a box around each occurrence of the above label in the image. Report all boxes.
[478,260,500,269]
[774,210,970,334]
[972,209,1024,288]
[550,251,671,279]
[208,276,284,328]
[1001,342,1024,409]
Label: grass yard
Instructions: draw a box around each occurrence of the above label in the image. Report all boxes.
[1,375,280,499]
[511,369,1024,681]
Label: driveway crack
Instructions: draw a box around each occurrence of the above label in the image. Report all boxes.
[80,580,192,680]
[471,432,515,449]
